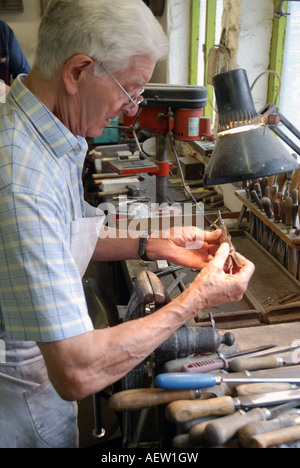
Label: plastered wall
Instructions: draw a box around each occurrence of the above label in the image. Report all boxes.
[1,0,274,110]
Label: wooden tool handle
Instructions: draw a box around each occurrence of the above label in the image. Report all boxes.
[239,413,297,448]
[165,396,235,424]
[189,419,216,445]
[228,355,281,372]
[250,424,300,448]
[234,382,293,396]
[203,408,268,447]
[109,388,200,411]
[285,196,293,232]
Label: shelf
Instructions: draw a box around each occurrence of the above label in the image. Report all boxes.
[235,190,300,250]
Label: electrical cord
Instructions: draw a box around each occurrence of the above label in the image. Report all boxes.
[169,134,214,229]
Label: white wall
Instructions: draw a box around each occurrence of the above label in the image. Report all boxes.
[0,0,41,66]
[1,0,274,109]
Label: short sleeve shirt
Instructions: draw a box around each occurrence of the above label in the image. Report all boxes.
[0,75,94,342]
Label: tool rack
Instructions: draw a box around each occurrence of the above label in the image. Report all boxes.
[235,190,300,280]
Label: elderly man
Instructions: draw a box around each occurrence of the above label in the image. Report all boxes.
[0,0,254,448]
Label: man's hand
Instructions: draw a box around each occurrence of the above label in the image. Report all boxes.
[191,242,255,311]
[147,227,222,270]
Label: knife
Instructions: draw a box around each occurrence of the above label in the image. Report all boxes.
[165,388,300,424]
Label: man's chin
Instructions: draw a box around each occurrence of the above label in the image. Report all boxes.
[87,128,104,138]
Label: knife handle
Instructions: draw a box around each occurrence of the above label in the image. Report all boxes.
[249,424,300,448]
[238,413,298,448]
[228,355,283,372]
[165,396,235,424]
[109,388,201,411]
[202,408,269,446]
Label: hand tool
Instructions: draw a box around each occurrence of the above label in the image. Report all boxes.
[166,272,187,295]
[261,197,273,219]
[182,343,294,373]
[165,388,300,424]
[198,399,300,447]
[249,424,300,448]
[239,408,300,448]
[162,342,239,372]
[285,196,294,233]
[109,388,207,412]
[155,371,300,391]
[234,382,296,396]
[216,211,243,272]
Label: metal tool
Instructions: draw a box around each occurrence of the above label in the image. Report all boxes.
[155,372,300,391]
[183,343,300,373]
[210,211,242,273]
[182,344,277,373]
[165,388,300,424]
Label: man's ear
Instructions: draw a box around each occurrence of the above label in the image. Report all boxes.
[63,55,95,95]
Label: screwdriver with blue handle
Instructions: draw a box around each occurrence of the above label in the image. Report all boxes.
[155,372,300,392]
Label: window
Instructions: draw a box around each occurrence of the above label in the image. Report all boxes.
[279,2,300,155]
[190,0,223,121]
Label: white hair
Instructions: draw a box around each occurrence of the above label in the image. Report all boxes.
[33,0,169,80]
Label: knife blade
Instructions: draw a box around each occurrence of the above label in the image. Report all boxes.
[165,388,300,424]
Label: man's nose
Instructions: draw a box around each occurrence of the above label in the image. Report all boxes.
[123,105,140,118]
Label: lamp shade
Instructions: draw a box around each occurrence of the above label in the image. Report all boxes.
[203,69,299,186]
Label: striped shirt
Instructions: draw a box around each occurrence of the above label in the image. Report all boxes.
[0,75,94,342]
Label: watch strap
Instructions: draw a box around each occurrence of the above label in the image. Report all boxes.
[138,233,150,261]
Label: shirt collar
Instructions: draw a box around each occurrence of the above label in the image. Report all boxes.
[10,74,88,159]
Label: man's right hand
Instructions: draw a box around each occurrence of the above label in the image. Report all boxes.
[175,242,255,319]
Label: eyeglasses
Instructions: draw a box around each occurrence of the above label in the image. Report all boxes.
[101,63,144,110]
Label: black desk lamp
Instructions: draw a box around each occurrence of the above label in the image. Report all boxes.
[203,69,299,186]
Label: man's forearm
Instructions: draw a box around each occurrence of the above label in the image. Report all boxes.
[38,289,196,401]
[92,227,160,262]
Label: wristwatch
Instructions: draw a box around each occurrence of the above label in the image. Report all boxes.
[138,232,150,261]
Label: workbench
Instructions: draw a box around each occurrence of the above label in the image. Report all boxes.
[117,195,300,449]
[88,147,300,449]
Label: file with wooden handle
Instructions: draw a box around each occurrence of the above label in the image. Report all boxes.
[249,425,300,448]
[238,412,300,448]
[165,388,300,423]
[109,388,205,411]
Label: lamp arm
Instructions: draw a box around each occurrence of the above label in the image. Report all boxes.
[270,123,300,156]
[259,103,300,156]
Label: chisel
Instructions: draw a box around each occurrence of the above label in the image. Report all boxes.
[165,388,300,424]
